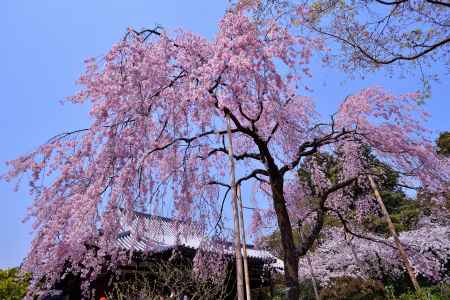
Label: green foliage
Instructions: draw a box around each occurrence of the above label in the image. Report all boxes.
[298,279,319,300]
[318,277,385,300]
[261,227,301,258]
[254,281,316,300]
[362,195,422,235]
[0,268,30,300]
[260,278,450,299]
[437,132,450,157]
[263,147,422,253]
[357,146,425,235]
[386,283,450,300]
[251,285,285,300]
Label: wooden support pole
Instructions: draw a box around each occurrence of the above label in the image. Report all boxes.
[237,185,252,300]
[226,112,245,300]
[368,175,424,299]
[344,234,366,278]
[299,229,320,300]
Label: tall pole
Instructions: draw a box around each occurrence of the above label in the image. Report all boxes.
[226,112,245,300]
[344,233,366,278]
[299,229,320,300]
[368,175,424,299]
[237,185,252,300]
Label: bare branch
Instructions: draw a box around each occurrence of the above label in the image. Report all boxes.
[200,147,261,161]
[325,206,398,249]
[236,169,270,186]
[321,176,358,198]
[281,128,357,174]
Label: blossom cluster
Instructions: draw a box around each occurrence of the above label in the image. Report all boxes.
[298,223,450,286]
[2,7,449,298]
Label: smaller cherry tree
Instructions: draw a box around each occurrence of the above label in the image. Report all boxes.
[298,221,450,288]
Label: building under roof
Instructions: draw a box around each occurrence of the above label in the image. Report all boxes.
[46,211,284,300]
[117,211,284,269]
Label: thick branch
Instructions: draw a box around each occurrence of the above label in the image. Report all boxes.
[140,129,230,165]
[325,206,398,249]
[321,177,357,198]
[202,147,261,161]
[236,169,270,186]
[281,128,356,174]
[297,177,357,256]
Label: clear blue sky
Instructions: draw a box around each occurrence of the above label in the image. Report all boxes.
[0,1,448,269]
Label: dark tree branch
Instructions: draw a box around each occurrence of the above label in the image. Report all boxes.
[325,206,398,249]
[200,147,261,161]
[297,176,357,256]
[238,101,264,132]
[266,123,279,144]
[281,128,356,174]
[426,0,450,7]
[374,0,407,5]
[140,129,231,165]
[297,209,325,257]
[321,176,358,198]
[125,27,164,42]
[307,22,450,65]
[208,181,231,189]
[236,169,270,186]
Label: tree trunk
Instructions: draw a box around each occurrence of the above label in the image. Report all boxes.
[252,125,300,299]
[269,176,299,300]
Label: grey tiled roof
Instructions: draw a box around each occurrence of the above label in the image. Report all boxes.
[117,211,284,269]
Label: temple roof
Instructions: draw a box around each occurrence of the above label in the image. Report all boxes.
[117,211,284,269]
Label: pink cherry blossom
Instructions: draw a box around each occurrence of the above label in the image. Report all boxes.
[3,7,449,299]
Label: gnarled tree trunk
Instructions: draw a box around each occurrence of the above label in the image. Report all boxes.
[269,175,300,300]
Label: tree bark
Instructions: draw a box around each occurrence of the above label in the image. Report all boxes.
[269,176,299,300]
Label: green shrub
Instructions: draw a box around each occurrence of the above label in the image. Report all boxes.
[386,284,450,300]
[0,268,30,300]
[319,277,385,300]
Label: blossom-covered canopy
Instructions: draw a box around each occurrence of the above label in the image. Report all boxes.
[3,9,449,298]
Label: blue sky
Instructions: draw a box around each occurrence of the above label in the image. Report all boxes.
[0,1,448,269]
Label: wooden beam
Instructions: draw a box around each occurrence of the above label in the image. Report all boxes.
[237,184,252,300]
[299,229,320,300]
[368,175,424,299]
[226,112,245,300]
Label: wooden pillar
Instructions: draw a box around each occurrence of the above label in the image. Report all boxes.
[226,112,245,300]
[268,269,274,298]
[344,233,366,277]
[237,184,252,300]
[299,229,320,300]
[368,175,424,299]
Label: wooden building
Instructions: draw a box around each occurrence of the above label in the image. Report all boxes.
[45,212,283,299]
